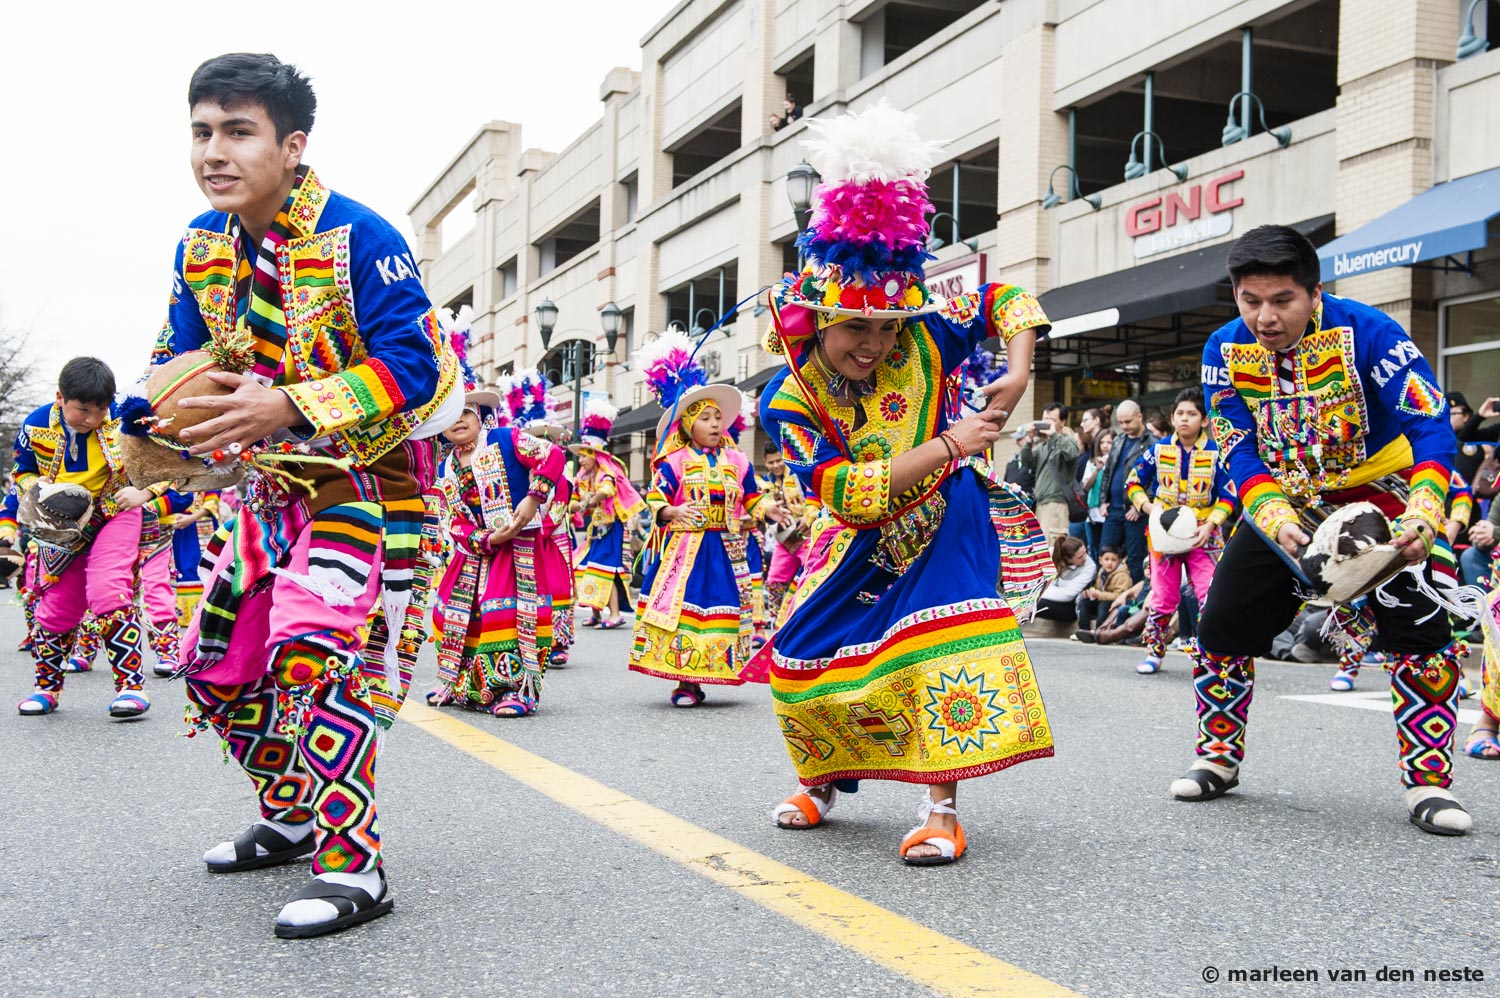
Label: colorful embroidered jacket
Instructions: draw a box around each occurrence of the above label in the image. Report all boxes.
[156,169,459,467]
[1126,433,1235,526]
[437,428,565,554]
[762,283,1049,526]
[574,454,646,531]
[646,447,765,533]
[1201,294,1453,540]
[0,402,128,542]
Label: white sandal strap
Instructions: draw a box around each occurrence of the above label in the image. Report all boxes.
[915,794,957,822]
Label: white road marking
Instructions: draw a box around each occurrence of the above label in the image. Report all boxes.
[1283,690,1484,725]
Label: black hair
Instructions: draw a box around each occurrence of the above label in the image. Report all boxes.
[189,53,316,142]
[763,439,783,457]
[57,357,115,407]
[1043,402,1068,419]
[1226,225,1320,293]
[1173,386,1207,417]
[1099,545,1122,558]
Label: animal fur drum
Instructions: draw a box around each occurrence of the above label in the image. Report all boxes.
[1148,506,1199,555]
[1297,501,1407,607]
[119,350,246,492]
[18,481,95,550]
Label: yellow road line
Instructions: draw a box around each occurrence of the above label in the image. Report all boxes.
[401,701,1082,998]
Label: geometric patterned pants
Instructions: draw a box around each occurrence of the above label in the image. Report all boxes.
[1190,643,1462,788]
[185,631,380,875]
[181,505,391,877]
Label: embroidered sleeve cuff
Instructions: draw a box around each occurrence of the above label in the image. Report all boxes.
[1126,482,1148,508]
[280,360,409,439]
[820,459,892,524]
[1207,501,1234,526]
[984,284,1050,345]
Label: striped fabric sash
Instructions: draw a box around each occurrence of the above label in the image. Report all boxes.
[232,167,307,384]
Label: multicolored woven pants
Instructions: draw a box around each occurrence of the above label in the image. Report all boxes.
[186,631,380,875]
[1190,644,1255,768]
[1143,610,1174,660]
[1389,643,1463,790]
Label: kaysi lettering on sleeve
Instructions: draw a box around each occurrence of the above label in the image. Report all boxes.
[154,169,458,468]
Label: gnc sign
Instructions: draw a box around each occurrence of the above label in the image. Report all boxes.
[1125,169,1244,259]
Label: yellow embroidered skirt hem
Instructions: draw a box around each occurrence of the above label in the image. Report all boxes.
[629,604,749,685]
[770,599,1052,785]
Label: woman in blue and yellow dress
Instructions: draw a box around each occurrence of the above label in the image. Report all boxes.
[757,102,1054,865]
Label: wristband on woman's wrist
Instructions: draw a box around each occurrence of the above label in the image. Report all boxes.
[940,429,967,461]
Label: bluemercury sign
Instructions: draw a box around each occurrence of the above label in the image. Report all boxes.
[1328,239,1424,277]
[1125,170,1243,259]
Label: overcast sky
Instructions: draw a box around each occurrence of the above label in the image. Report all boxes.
[0,0,668,400]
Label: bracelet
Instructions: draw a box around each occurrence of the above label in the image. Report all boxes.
[938,436,955,461]
[940,430,967,461]
[526,487,549,503]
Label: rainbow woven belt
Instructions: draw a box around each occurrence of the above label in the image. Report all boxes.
[770,600,1053,785]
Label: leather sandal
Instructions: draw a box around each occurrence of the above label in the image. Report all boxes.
[1408,793,1472,836]
[274,869,394,939]
[899,795,966,866]
[1170,765,1240,801]
[206,823,316,874]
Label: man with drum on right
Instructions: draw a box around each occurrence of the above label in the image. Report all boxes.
[1175,225,1472,836]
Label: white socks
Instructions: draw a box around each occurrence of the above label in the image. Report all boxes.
[1169,760,1237,799]
[277,869,384,927]
[1405,787,1473,834]
[201,817,312,865]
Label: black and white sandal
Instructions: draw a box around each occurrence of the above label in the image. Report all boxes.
[1408,795,1471,836]
[274,870,394,939]
[206,823,315,874]
[1170,766,1239,802]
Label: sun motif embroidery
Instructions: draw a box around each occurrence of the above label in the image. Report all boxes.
[879,392,908,422]
[886,345,909,370]
[923,666,1005,752]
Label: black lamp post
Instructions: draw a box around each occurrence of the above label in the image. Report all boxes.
[785,161,820,269]
[534,298,558,349]
[533,298,622,434]
[600,301,622,355]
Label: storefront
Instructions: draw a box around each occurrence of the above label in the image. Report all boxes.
[1039,109,1336,416]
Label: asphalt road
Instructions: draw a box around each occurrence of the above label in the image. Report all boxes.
[0,600,1497,998]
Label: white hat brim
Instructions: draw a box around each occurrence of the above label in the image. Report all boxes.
[655,384,741,440]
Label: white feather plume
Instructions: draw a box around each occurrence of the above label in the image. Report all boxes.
[801,99,946,184]
[738,390,757,428]
[633,329,700,371]
[584,397,620,422]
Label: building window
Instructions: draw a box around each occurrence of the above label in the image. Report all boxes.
[620,173,638,226]
[1441,294,1500,410]
[668,101,742,188]
[926,148,998,248]
[444,287,473,313]
[859,1,984,77]
[1070,0,1338,197]
[496,361,514,379]
[774,49,814,131]
[438,185,477,253]
[535,199,601,277]
[497,257,518,299]
[618,306,635,361]
[664,264,739,336]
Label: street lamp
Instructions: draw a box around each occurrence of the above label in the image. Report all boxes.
[785,161,820,230]
[1042,165,1101,210]
[1124,131,1188,182]
[534,298,558,349]
[927,212,978,253]
[1458,0,1493,59]
[599,301,622,354]
[1221,92,1291,148]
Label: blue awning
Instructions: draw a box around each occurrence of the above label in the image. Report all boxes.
[1318,166,1500,281]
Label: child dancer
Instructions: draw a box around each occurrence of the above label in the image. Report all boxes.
[570,398,644,630]
[1125,387,1235,674]
[629,332,787,707]
[429,378,565,716]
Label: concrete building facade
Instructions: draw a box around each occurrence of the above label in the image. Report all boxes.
[411,0,1500,478]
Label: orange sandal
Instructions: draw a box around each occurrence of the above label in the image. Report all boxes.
[899,796,966,866]
[772,788,836,829]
